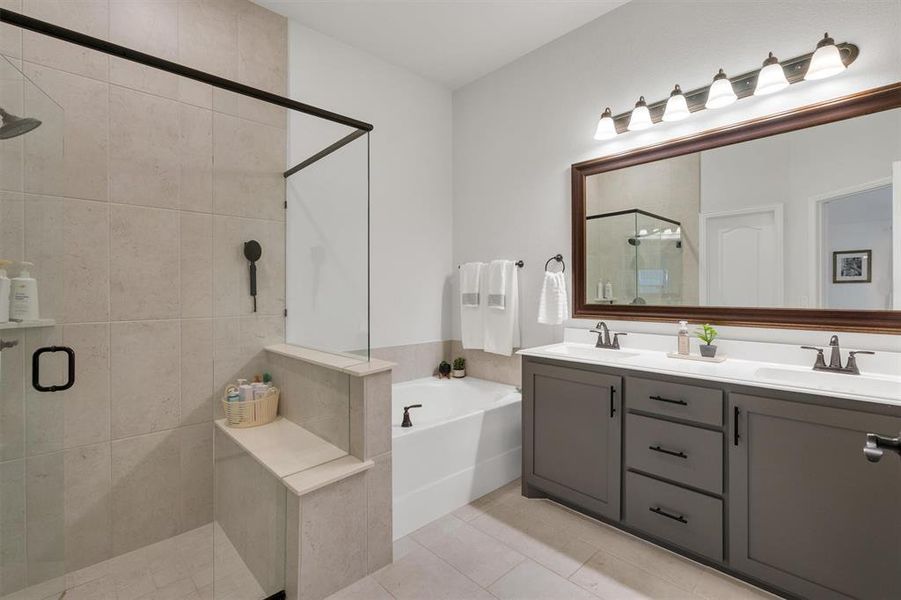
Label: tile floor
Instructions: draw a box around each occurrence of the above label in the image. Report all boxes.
[1,523,264,600]
[327,480,781,600]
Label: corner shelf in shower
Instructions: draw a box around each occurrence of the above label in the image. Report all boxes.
[0,318,55,330]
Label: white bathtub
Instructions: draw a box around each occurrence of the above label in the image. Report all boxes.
[392,377,522,539]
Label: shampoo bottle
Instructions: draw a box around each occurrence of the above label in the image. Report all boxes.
[10,262,39,322]
[604,281,614,300]
[0,260,11,324]
[677,320,690,355]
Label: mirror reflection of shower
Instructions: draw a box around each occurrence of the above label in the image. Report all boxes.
[0,106,42,139]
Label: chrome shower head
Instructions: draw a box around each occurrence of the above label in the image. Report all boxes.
[0,107,41,140]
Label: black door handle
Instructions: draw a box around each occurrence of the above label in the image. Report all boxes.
[32,346,75,392]
[649,445,688,459]
[733,406,740,446]
[610,386,617,418]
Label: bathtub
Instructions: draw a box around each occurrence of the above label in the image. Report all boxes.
[392,376,522,539]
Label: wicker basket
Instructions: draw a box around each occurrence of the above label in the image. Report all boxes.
[222,386,279,428]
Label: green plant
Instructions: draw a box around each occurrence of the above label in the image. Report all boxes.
[695,323,718,345]
[453,357,466,370]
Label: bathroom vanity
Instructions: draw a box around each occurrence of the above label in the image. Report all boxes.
[520,344,901,600]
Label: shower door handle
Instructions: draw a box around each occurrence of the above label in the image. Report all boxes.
[32,346,75,392]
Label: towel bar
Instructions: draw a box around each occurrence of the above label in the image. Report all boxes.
[458,260,524,269]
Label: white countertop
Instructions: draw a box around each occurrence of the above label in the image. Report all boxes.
[519,342,901,408]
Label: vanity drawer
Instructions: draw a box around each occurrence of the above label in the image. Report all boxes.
[626,377,723,427]
[626,413,723,494]
[625,471,723,562]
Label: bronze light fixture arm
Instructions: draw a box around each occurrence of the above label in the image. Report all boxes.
[609,42,859,134]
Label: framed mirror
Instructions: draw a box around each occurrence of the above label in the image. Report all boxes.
[572,83,901,332]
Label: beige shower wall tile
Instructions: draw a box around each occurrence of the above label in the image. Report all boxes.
[177,0,237,80]
[212,315,283,413]
[179,422,213,531]
[109,85,180,209]
[364,371,391,459]
[0,329,25,461]
[0,459,27,596]
[180,212,212,317]
[109,55,179,102]
[236,4,287,96]
[109,0,177,60]
[179,104,213,213]
[180,318,213,425]
[110,319,180,439]
[0,191,24,261]
[22,0,108,81]
[110,204,179,321]
[299,473,367,600]
[270,352,349,444]
[0,0,22,60]
[212,215,285,317]
[179,78,212,109]
[61,323,109,449]
[111,429,180,555]
[23,194,109,323]
[367,452,393,572]
[450,341,521,386]
[212,87,287,130]
[25,451,65,585]
[371,340,451,383]
[64,442,111,571]
[212,112,286,222]
[22,63,109,202]
[0,63,24,192]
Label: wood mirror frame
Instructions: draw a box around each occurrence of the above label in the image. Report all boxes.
[571,82,901,333]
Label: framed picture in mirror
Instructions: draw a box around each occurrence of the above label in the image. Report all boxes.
[833,250,872,284]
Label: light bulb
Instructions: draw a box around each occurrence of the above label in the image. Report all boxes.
[662,84,690,122]
[593,107,617,140]
[754,52,789,95]
[627,96,653,131]
[705,69,737,109]
[805,33,846,80]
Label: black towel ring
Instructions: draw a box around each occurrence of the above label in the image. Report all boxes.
[545,254,565,273]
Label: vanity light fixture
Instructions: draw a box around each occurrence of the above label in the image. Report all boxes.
[593,107,617,140]
[705,69,737,109]
[662,85,690,122]
[590,34,858,141]
[627,96,653,131]
[805,33,846,81]
[754,52,789,95]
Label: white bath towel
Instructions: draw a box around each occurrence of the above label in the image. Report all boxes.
[460,262,483,307]
[487,260,508,310]
[460,263,486,349]
[537,271,569,325]
[484,260,520,356]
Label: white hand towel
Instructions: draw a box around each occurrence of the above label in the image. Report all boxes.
[460,264,486,349]
[538,271,569,325]
[460,262,483,307]
[487,259,508,310]
[484,261,520,356]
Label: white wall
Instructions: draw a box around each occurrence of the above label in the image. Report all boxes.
[287,20,453,350]
[452,0,901,347]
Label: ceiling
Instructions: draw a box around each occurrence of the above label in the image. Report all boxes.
[256,0,628,89]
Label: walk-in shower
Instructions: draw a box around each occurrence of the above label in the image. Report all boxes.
[0,6,371,600]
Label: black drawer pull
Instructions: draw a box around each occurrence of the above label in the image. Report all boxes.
[649,445,688,459]
[649,394,687,406]
[649,506,688,524]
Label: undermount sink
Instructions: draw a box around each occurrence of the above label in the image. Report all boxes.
[754,366,901,399]
[542,343,640,361]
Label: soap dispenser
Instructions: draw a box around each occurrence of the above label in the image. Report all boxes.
[10,261,39,322]
[677,320,690,355]
[0,260,10,323]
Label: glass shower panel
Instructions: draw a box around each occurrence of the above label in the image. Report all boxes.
[586,211,637,305]
[0,56,67,600]
[285,114,369,358]
[635,211,684,305]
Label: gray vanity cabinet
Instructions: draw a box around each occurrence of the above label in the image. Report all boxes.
[729,393,901,600]
[522,361,622,521]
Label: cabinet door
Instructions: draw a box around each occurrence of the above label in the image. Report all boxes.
[523,361,621,520]
[729,394,901,600]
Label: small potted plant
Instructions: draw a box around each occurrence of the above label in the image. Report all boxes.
[452,357,466,378]
[437,361,451,379]
[695,323,719,358]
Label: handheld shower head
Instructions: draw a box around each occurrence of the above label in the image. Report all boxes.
[0,107,41,140]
